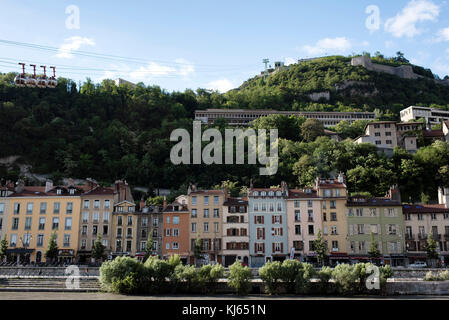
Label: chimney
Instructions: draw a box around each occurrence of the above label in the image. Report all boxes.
[389,185,401,203]
[337,172,345,184]
[438,187,449,208]
[15,179,25,193]
[139,196,145,211]
[44,180,53,193]
[163,196,167,210]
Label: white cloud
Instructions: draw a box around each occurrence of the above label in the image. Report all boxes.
[128,59,195,82]
[285,57,296,66]
[436,27,449,42]
[431,58,449,77]
[56,36,95,59]
[301,37,352,55]
[207,79,235,93]
[384,0,439,38]
[385,40,395,48]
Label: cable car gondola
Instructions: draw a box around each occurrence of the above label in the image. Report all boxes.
[47,66,57,88]
[36,65,48,88]
[14,63,27,87]
[26,64,37,88]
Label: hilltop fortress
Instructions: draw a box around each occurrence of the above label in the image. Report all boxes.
[351,55,449,86]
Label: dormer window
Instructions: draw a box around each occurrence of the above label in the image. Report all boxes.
[276,191,282,196]
[261,191,266,197]
[268,191,274,197]
[69,189,75,195]
[56,189,62,195]
[253,191,259,196]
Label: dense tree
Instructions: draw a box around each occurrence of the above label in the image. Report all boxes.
[45,232,59,263]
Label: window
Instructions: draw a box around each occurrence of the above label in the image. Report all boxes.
[14,203,20,214]
[253,203,259,211]
[53,202,60,214]
[375,140,381,145]
[385,124,391,128]
[117,228,122,237]
[10,234,17,247]
[142,217,148,227]
[37,234,44,247]
[104,200,110,209]
[203,209,209,218]
[153,218,159,226]
[273,242,281,252]
[94,200,100,209]
[356,208,363,217]
[102,239,108,247]
[82,225,87,235]
[93,212,99,223]
[388,224,397,235]
[103,212,110,223]
[308,210,314,222]
[127,228,132,237]
[103,225,108,235]
[127,216,133,225]
[0,203,3,214]
[405,213,411,221]
[166,242,170,250]
[172,228,179,237]
[273,215,281,224]
[66,202,73,214]
[375,132,381,137]
[294,200,300,208]
[83,200,90,209]
[359,241,366,252]
[191,222,197,233]
[277,202,282,211]
[172,242,179,249]
[204,196,209,205]
[24,217,32,230]
[331,226,337,235]
[330,201,336,209]
[38,217,45,230]
[52,218,59,230]
[374,124,380,129]
[309,241,315,251]
[204,222,209,232]
[294,210,301,222]
[307,200,313,207]
[192,196,197,206]
[418,213,423,221]
[214,222,219,233]
[262,203,266,212]
[153,229,158,237]
[431,213,437,220]
[12,218,19,230]
[305,225,313,235]
[387,208,396,217]
[214,196,219,205]
[56,189,62,195]
[63,234,71,247]
[92,225,98,235]
[331,212,337,221]
[386,140,392,145]
[191,209,197,217]
[140,241,147,251]
[40,202,47,214]
[323,212,327,221]
[295,225,301,235]
[357,224,364,234]
[213,208,219,218]
[385,132,391,136]
[255,216,264,224]
[126,241,132,252]
[332,241,339,251]
[269,203,274,212]
[65,217,72,230]
[26,203,33,214]
[371,224,379,234]
[369,208,377,217]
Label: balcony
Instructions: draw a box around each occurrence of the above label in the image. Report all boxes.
[418,234,427,240]
[405,234,414,240]
[432,234,441,240]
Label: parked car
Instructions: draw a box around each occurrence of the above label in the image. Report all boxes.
[408,261,427,268]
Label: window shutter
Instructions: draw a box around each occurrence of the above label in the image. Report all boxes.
[272,243,275,252]
[227,229,230,236]
[236,229,239,236]
[254,216,257,224]
[272,216,275,224]
[281,243,284,252]
[263,228,265,240]
[262,216,264,224]
[254,243,257,253]
[280,215,282,224]
[280,228,283,236]
[262,243,265,253]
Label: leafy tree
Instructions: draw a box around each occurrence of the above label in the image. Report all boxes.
[146,196,164,206]
[193,237,204,266]
[426,233,439,265]
[92,234,106,262]
[368,232,381,261]
[301,118,325,142]
[144,230,154,261]
[45,232,59,263]
[0,235,8,262]
[313,229,328,266]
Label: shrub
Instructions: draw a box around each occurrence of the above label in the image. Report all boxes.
[424,270,449,281]
[198,264,225,293]
[228,261,253,295]
[280,260,302,293]
[144,255,182,293]
[440,270,449,280]
[99,256,144,294]
[295,263,315,294]
[332,264,358,295]
[259,261,283,295]
[173,264,200,293]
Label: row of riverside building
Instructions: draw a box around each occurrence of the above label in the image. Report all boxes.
[1,175,449,267]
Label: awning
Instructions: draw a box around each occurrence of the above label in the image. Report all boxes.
[6,248,34,254]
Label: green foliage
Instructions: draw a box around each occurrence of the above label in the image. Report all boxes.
[313,229,328,266]
[45,232,58,262]
[301,118,325,142]
[146,196,164,206]
[144,231,154,262]
[423,270,449,281]
[426,233,439,260]
[99,256,145,293]
[331,264,359,295]
[368,232,381,258]
[173,264,201,293]
[228,261,253,295]
[0,235,8,261]
[92,235,106,261]
[279,260,302,293]
[197,264,225,293]
[258,261,283,295]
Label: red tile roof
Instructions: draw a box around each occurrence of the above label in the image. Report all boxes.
[287,189,318,199]
[422,130,444,137]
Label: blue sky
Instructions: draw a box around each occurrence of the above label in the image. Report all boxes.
[1,0,449,92]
